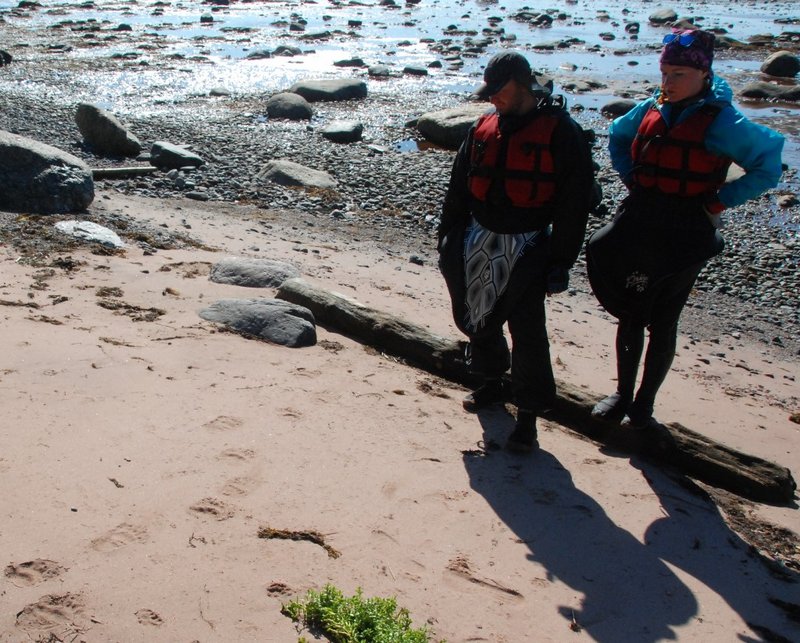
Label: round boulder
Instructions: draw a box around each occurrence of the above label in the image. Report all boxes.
[288,78,368,102]
[415,103,489,150]
[75,103,142,158]
[760,50,800,78]
[600,99,638,118]
[0,129,94,213]
[256,159,337,190]
[209,257,300,288]
[320,121,364,144]
[199,298,317,348]
[649,8,678,25]
[265,92,313,120]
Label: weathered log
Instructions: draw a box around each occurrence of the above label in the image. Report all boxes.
[277,277,476,386]
[92,166,158,179]
[276,278,797,505]
[549,380,797,505]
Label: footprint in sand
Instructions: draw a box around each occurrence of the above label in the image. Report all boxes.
[217,448,256,462]
[221,474,262,497]
[265,581,292,596]
[189,497,235,521]
[202,415,243,431]
[90,522,148,552]
[15,592,88,633]
[135,608,164,627]
[4,559,67,586]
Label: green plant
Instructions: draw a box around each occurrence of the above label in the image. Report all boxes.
[281,584,440,643]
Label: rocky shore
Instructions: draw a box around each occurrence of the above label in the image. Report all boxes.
[1,0,798,359]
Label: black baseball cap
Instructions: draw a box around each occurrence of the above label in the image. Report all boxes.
[473,51,552,98]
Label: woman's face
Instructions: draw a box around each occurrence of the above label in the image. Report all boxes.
[660,64,709,103]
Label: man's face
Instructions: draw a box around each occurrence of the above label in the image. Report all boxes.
[489,79,529,116]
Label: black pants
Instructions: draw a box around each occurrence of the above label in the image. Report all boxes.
[466,273,555,413]
[616,260,705,403]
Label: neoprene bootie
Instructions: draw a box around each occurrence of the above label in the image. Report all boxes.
[622,341,674,429]
[463,378,505,413]
[592,323,644,422]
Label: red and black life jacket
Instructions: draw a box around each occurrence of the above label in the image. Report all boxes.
[467,112,559,209]
[631,103,731,196]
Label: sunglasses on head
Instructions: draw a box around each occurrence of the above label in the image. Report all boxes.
[663,32,696,46]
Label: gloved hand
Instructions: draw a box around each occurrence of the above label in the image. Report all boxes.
[546,266,569,295]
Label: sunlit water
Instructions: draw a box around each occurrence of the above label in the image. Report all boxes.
[1,0,798,168]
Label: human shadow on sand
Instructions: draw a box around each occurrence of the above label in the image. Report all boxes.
[632,458,800,642]
[463,408,799,642]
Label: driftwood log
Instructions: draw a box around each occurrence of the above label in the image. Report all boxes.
[276,278,797,505]
[92,166,158,179]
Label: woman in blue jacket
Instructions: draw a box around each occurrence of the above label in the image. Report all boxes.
[586,28,784,429]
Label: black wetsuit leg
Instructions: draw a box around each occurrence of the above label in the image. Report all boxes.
[506,273,556,413]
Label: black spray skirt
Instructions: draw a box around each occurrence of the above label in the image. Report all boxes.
[585,192,724,324]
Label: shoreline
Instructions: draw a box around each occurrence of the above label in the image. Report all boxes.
[1,3,797,359]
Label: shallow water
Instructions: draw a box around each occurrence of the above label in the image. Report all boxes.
[1,0,798,166]
[2,0,796,89]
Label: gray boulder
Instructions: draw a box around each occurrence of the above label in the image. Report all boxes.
[403,65,428,76]
[0,129,94,213]
[149,141,205,169]
[334,57,365,67]
[760,50,800,78]
[368,64,396,78]
[740,81,800,102]
[601,98,638,118]
[415,103,489,150]
[648,8,678,25]
[198,298,317,347]
[320,120,364,143]
[288,78,367,102]
[209,257,300,288]
[273,45,303,57]
[265,92,313,120]
[245,49,272,60]
[256,159,336,190]
[75,102,142,157]
[54,220,124,248]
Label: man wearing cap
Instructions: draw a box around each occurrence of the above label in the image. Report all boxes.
[438,51,595,453]
[586,28,783,429]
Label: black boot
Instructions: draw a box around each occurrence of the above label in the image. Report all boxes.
[622,337,675,430]
[506,409,539,453]
[463,378,505,413]
[592,322,644,422]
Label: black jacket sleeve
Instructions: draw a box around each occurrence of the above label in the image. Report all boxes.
[548,115,595,271]
[438,125,476,247]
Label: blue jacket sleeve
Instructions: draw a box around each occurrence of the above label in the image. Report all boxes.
[704,107,784,209]
[608,99,654,184]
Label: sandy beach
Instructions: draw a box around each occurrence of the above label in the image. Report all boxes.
[1,189,798,642]
[2,0,799,639]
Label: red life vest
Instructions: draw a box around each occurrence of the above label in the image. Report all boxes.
[467,112,559,209]
[631,104,731,196]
